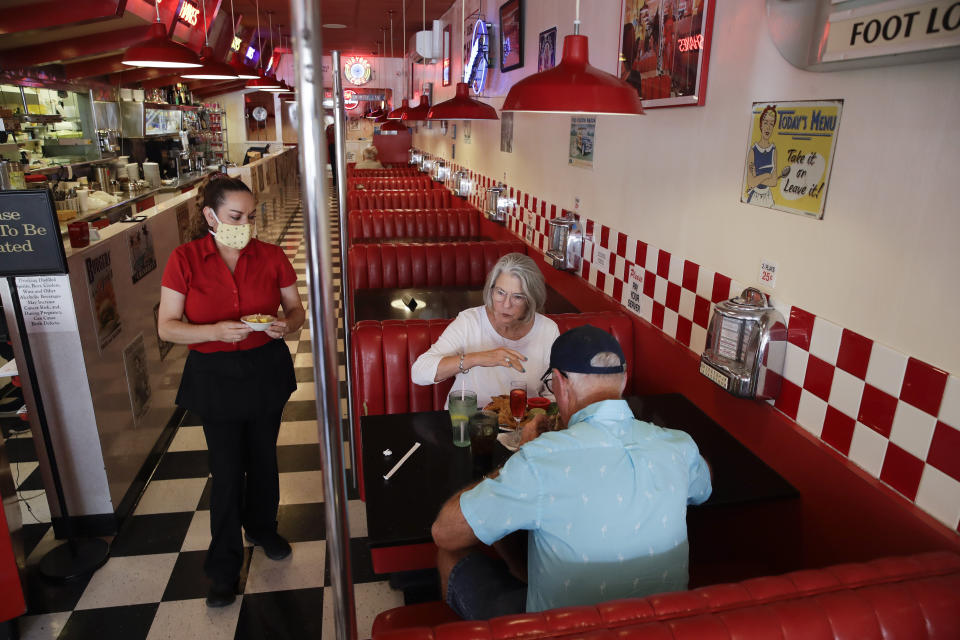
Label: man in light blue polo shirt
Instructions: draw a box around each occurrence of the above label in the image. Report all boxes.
[431,325,712,619]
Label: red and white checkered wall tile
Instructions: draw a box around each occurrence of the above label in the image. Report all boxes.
[444,165,960,531]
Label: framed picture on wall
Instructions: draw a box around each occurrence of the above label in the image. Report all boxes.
[442,25,452,86]
[618,0,715,107]
[538,26,557,72]
[499,0,524,72]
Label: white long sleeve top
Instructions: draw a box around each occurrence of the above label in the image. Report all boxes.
[410,306,560,408]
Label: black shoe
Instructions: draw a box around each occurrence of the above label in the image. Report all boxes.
[245,531,292,560]
[206,580,236,608]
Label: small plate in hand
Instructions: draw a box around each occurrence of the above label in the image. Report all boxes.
[241,314,276,331]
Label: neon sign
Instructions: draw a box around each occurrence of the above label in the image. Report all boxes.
[246,46,256,60]
[178,1,200,27]
[343,57,372,86]
[343,90,359,109]
[464,19,490,94]
[231,36,242,52]
[678,34,704,52]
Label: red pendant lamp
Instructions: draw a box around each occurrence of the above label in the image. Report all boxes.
[182,1,237,80]
[427,82,499,120]
[401,95,431,121]
[227,0,259,79]
[387,98,410,120]
[122,1,201,68]
[373,112,389,123]
[246,1,281,90]
[502,1,644,116]
[380,119,408,132]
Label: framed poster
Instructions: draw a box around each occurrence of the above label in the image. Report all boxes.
[740,100,843,220]
[538,26,557,72]
[499,0,524,72]
[569,117,596,169]
[442,24,452,86]
[618,0,715,107]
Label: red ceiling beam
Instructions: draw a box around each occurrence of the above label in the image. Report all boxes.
[107,66,175,86]
[63,54,128,80]
[0,0,123,36]
[140,74,185,90]
[0,25,153,69]
[193,80,247,98]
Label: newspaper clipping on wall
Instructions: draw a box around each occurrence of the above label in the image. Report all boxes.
[85,250,121,352]
[122,333,151,426]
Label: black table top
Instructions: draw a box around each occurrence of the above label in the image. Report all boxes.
[361,394,798,550]
[353,284,579,322]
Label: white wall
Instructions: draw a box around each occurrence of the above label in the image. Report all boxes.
[412,0,960,376]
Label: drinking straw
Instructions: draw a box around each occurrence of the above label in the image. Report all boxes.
[383,442,421,480]
[460,420,465,442]
[460,375,465,400]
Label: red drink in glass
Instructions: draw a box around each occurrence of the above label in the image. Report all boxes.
[510,388,527,421]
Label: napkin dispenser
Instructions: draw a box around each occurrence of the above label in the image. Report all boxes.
[699,287,786,400]
[420,156,436,175]
[432,159,449,183]
[484,183,514,224]
[408,148,423,165]
[545,213,582,271]
[452,170,473,198]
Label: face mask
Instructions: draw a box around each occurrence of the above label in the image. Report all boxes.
[209,210,252,250]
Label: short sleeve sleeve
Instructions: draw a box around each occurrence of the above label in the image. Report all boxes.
[459,452,541,545]
[161,247,190,294]
[276,246,297,289]
[685,441,712,506]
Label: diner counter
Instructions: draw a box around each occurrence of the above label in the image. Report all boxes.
[1,148,297,536]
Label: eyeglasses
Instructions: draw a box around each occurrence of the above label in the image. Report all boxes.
[491,286,527,306]
[541,370,568,394]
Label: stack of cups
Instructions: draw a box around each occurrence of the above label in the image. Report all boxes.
[126,163,140,181]
[142,162,161,187]
[77,188,90,213]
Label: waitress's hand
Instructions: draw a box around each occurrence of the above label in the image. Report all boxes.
[266,320,288,340]
[212,320,252,343]
[473,348,527,373]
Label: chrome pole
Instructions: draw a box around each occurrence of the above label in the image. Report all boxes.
[331,50,358,488]
[290,3,357,640]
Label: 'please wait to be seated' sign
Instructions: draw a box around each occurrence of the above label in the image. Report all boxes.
[0,190,68,277]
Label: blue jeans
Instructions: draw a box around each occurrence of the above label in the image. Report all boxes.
[446,552,526,620]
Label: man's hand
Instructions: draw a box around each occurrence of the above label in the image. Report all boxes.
[519,413,549,445]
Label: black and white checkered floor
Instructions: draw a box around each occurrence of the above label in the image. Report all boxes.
[7,183,416,639]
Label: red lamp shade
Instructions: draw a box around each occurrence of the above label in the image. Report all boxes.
[366,107,385,119]
[246,73,281,90]
[373,113,389,123]
[380,119,407,132]
[230,57,259,79]
[427,82,499,120]
[387,98,410,120]
[502,34,644,115]
[401,96,431,121]
[122,22,202,69]
[182,46,238,80]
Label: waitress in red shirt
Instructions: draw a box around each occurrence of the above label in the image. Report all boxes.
[158,176,305,608]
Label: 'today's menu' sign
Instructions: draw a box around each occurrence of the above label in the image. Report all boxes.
[0,190,68,277]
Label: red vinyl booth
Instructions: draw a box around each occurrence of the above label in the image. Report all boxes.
[347,166,421,178]
[347,240,526,291]
[348,209,481,243]
[347,177,437,191]
[371,551,960,640]
[347,190,456,211]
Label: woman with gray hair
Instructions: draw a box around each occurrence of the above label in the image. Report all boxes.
[412,253,559,407]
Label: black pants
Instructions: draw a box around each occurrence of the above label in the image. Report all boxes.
[175,340,297,584]
[202,409,283,583]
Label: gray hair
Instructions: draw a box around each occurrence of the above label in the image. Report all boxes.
[482,252,546,324]
[564,352,627,392]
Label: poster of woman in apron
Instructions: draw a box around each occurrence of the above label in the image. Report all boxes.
[743,104,782,207]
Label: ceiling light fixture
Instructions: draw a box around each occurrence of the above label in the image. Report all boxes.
[122,0,202,68]
[246,1,281,90]
[401,95,430,121]
[182,0,238,79]
[501,0,644,116]
[427,82,499,120]
[227,0,259,79]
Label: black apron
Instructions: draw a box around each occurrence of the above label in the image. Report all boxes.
[176,338,297,422]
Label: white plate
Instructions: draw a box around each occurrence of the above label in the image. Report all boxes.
[241,315,276,331]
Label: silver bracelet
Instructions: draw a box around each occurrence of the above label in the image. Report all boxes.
[458,352,470,374]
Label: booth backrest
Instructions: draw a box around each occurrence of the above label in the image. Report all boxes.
[348,177,437,191]
[348,209,481,243]
[348,240,526,291]
[347,190,455,211]
[347,166,420,177]
[351,312,635,420]
[371,551,960,640]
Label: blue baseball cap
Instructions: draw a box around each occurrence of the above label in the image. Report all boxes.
[548,325,626,374]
